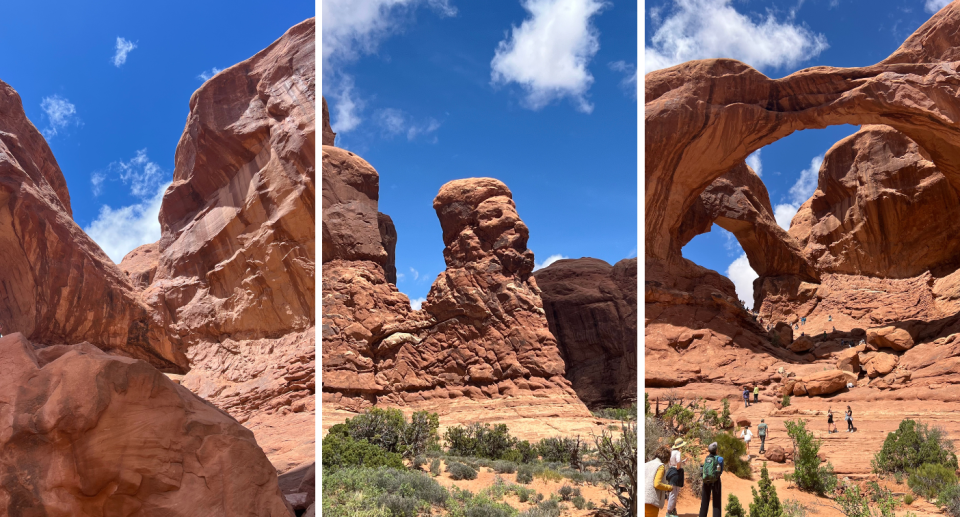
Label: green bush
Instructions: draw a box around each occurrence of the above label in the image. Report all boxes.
[321,467,449,517]
[835,483,900,517]
[464,503,513,517]
[718,398,733,429]
[725,494,746,517]
[537,436,585,469]
[784,420,836,495]
[447,461,478,480]
[517,465,534,484]
[873,419,958,474]
[645,415,673,462]
[572,495,586,510]
[908,462,958,500]
[716,432,752,479]
[445,422,518,460]
[781,499,808,517]
[592,403,638,421]
[491,460,517,474]
[502,440,538,464]
[938,483,960,516]
[334,407,440,459]
[322,433,405,471]
[904,494,914,505]
[376,493,422,517]
[429,458,441,476]
[782,394,791,408]
[558,485,573,501]
[749,463,781,517]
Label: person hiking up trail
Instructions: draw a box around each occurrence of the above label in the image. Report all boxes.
[665,439,685,517]
[757,419,768,454]
[645,448,674,517]
[740,425,754,455]
[753,385,760,403]
[742,387,751,408]
[699,442,724,517]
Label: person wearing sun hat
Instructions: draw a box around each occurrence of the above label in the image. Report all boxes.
[664,438,686,517]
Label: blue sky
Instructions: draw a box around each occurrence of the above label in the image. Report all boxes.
[323,0,638,307]
[0,1,314,263]
[645,0,951,307]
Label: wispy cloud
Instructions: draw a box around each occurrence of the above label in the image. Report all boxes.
[534,253,568,271]
[774,154,823,229]
[197,67,222,81]
[746,149,762,177]
[91,172,106,196]
[608,61,638,99]
[40,95,78,139]
[375,108,441,141]
[113,37,137,67]
[491,0,606,112]
[645,0,828,74]
[409,296,427,310]
[86,182,167,263]
[328,74,363,134]
[926,0,951,14]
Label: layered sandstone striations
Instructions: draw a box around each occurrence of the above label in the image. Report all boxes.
[534,257,638,408]
[0,334,291,516]
[0,80,183,371]
[321,121,590,424]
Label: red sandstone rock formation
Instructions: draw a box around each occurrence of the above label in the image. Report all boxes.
[534,257,637,408]
[321,139,589,419]
[0,334,291,516]
[120,242,160,290]
[145,18,317,474]
[0,79,183,371]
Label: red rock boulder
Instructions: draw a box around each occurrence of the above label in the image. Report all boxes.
[867,327,915,351]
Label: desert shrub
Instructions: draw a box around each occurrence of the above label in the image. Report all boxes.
[938,483,960,516]
[322,433,405,471]
[873,419,958,474]
[894,471,904,484]
[558,485,573,501]
[645,415,673,462]
[718,398,734,429]
[537,436,586,469]
[784,420,836,495]
[535,468,564,483]
[412,455,426,470]
[502,440,538,464]
[573,495,586,510]
[725,494,746,517]
[464,503,513,517]
[715,432,752,479]
[687,458,704,498]
[429,458,441,476]
[749,463,781,517]
[663,402,697,434]
[835,483,900,517]
[592,404,638,421]
[904,494,914,505]
[335,407,440,459]
[517,465,534,484]
[376,493,422,517]
[645,393,651,416]
[595,421,638,516]
[447,461,478,481]
[490,460,517,474]
[908,462,958,500]
[445,422,518,460]
[321,467,449,517]
[782,394,791,408]
[781,499,808,517]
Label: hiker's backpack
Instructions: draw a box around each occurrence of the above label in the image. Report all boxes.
[703,456,719,483]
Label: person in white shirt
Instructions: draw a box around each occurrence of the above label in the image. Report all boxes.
[740,425,754,453]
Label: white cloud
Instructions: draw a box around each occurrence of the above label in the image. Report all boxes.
[409,296,427,310]
[746,149,762,177]
[328,75,363,133]
[608,61,638,99]
[645,0,828,74]
[773,154,823,229]
[926,0,951,13]
[198,67,223,81]
[726,253,758,308]
[86,182,167,263]
[40,95,78,139]
[322,0,456,67]
[113,37,137,67]
[534,253,568,271]
[375,108,441,141]
[91,172,106,196]
[491,0,606,112]
[114,149,166,198]
[409,267,420,281]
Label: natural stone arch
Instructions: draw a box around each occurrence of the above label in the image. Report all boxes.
[645,18,960,264]
[678,161,818,282]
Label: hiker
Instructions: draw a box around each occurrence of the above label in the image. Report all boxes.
[757,419,768,454]
[794,323,799,330]
[822,331,827,339]
[827,408,837,433]
[645,448,674,517]
[665,439,686,517]
[801,316,806,325]
[742,387,751,408]
[740,425,753,453]
[753,385,760,403]
[846,406,854,432]
[699,442,724,517]
[829,314,833,322]
[833,326,836,333]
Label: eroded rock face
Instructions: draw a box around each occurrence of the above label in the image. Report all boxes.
[0,80,183,372]
[534,257,637,408]
[145,18,317,473]
[119,242,160,290]
[0,334,291,516]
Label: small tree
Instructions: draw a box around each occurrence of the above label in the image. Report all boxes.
[726,494,747,517]
[718,398,734,429]
[908,462,957,500]
[716,432,752,479]
[835,484,899,517]
[872,419,958,474]
[595,421,637,517]
[784,420,837,495]
[750,463,782,517]
[781,394,791,408]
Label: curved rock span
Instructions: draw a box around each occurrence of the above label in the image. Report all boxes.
[534,257,637,409]
[0,334,291,516]
[322,132,590,425]
[645,1,960,430]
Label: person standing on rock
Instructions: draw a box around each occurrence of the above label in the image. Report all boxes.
[742,387,751,408]
[827,408,837,433]
[699,442,724,517]
[801,316,806,326]
[846,406,854,432]
[645,449,674,517]
[757,419,768,454]
[829,314,833,322]
[665,439,686,517]
[753,385,760,403]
